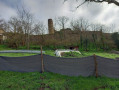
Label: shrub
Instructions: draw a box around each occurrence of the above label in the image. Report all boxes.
[62,52,83,58]
[112,32,119,50]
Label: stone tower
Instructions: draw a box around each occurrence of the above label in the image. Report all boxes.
[48,19,54,34]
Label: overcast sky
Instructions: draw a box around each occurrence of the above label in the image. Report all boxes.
[0,0,119,32]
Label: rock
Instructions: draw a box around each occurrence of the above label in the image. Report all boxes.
[55,49,81,57]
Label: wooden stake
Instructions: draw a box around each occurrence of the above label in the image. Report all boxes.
[94,54,98,78]
[41,45,44,73]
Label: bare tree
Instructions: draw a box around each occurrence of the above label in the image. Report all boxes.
[5,6,34,49]
[55,16,69,43]
[90,24,99,51]
[80,18,90,51]
[56,16,69,30]
[70,19,81,31]
[0,17,4,30]
[8,17,23,33]
[6,17,24,49]
[97,24,108,50]
[16,6,34,49]
[70,17,90,51]
[33,22,45,35]
[33,22,46,45]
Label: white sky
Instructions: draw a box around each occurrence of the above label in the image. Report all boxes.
[0,0,119,32]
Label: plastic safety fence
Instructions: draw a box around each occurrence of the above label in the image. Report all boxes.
[44,55,95,76]
[0,54,118,78]
[0,54,42,72]
[96,56,119,78]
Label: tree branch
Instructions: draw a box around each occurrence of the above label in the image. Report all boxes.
[85,0,119,6]
[76,1,87,8]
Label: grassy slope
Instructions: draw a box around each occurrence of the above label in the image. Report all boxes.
[45,50,119,59]
[0,50,118,59]
[83,51,119,59]
[0,45,118,59]
[0,71,119,90]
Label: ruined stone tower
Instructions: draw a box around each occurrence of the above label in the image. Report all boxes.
[48,19,54,34]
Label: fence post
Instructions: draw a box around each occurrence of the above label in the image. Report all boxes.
[41,45,44,73]
[94,54,98,78]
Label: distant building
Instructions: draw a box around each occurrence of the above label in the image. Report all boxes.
[0,29,7,41]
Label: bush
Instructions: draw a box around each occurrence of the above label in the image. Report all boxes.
[62,52,83,58]
[43,45,66,50]
[18,45,41,50]
[112,32,119,50]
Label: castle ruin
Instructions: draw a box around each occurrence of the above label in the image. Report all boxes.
[48,19,54,34]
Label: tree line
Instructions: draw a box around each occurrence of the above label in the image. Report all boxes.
[0,7,118,51]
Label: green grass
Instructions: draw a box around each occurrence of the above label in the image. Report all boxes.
[0,45,118,59]
[83,51,119,59]
[0,45,12,51]
[44,50,119,59]
[45,50,55,56]
[0,50,118,59]
[0,49,118,59]
[62,52,84,58]
[0,71,119,90]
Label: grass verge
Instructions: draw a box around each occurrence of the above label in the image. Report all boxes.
[45,50,119,59]
[0,71,119,90]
